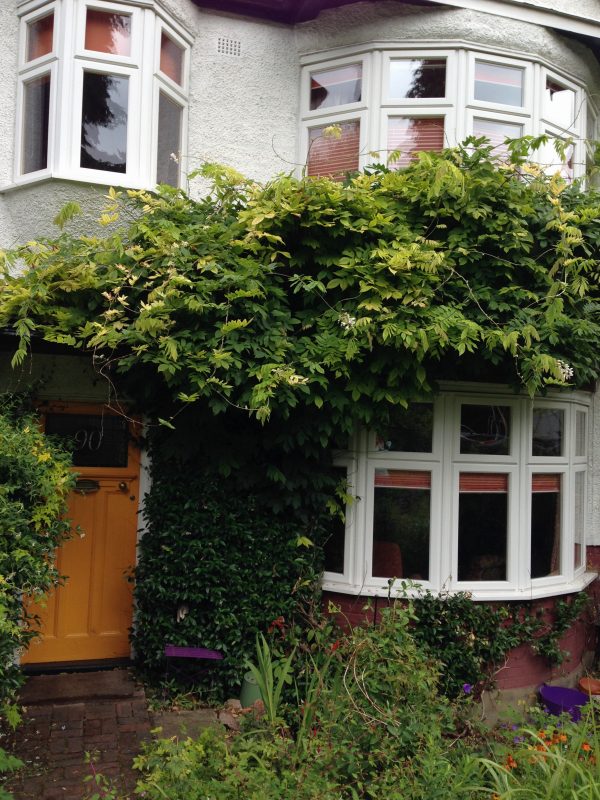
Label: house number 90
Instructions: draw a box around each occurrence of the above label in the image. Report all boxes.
[74,429,103,451]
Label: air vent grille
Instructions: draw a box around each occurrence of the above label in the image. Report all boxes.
[217,36,241,57]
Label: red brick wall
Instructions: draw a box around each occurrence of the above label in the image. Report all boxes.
[323,586,598,691]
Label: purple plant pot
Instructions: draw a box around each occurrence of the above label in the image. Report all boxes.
[539,684,590,722]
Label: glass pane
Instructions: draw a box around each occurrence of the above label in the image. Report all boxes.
[307,120,360,179]
[539,137,573,182]
[460,405,511,455]
[324,466,347,574]
[80,72,128,173]
[474,61,524,106]
[574,471,584,569]
[157,93,182,186]
[389,59,446,99]
[373,470,430,580]
[45,414,129,468]
[160,32,184,86]
[375,403,433,453]
[387,117,444,168]
[532,408,564,457]
[472,118,522,156]
[310,63,362,110]
[576,410,586,457]
[545,78,575,126]
[85,9,131,56]
[587,107,596,141]
[22,74,50,174]
[27,13,54,61]
[531,474,561,578]
[458,473,507,581]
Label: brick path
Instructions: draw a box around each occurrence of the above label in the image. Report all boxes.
[2,670,151,800]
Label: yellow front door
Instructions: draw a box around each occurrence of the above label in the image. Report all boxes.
[22,405,140,665]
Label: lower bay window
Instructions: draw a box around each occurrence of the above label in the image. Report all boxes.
[16,0,190,190]
[324,387,593,600]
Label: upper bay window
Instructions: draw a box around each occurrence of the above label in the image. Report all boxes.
[325,387,592,601]
[16,0,190,190]
[301,45,592,181]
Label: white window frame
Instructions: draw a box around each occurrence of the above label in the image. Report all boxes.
[12,0,191,191]
[299,43,589,183]
[323,385,595,601]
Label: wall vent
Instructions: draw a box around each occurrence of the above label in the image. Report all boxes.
[217,36,242,57]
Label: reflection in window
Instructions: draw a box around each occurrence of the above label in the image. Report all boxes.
[157,93,182,186]
[22,75,51,174]
[474,61,524,106]
[160,32,184,86]
[539,137,574,182]
[458,473,508,581]
[85,10,131,56]
[576,411,586,457]
[310,64,362,110]
[80,72,128,172]
[307,120,360,178]
[473,118,522,156]
[545,78,575,126]
[27,13,53,61]
[531,474,561,578]
[389,59,446,99]
[375,403,433,453]
[460,405,510,455]
[574,471,584,569]
[373,470,430,580]
[532,408,564,457]
[387,116,444,167]
[324,466,348,574]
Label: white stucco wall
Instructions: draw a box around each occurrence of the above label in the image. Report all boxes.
[2,0,600,247]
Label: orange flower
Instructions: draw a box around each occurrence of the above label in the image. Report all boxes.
[582,742,592,753]
[505,755,518,770]
[559,734,567,743]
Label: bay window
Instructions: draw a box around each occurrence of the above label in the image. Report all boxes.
[16,0,190,189]
[325,387,593,600]
[301,44,593,181]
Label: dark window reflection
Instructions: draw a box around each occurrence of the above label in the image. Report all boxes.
[460,405,510,455]
[389,59,446,99]
[323,466,347,574]
[532,409,563,457]
[23,74,50,173]
[376,403,433,453]
[531,475,561,578]
[458,473,507,581]
[80,72,128,173]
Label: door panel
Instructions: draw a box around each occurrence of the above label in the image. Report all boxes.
[23,407,140,665]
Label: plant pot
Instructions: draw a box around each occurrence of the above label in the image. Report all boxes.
[240,671,262,707]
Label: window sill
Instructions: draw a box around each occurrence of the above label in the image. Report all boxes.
[0,171,150,195]
[322,571,598,602]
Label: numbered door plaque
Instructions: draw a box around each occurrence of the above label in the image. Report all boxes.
[45,413,129,467]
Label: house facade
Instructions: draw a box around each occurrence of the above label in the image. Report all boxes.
[3,0,600,688]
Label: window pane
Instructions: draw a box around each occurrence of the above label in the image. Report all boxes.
[458,473,507,581]
[531,474,561,578]
[472,118,522,157]
[460,405,510,455]
[310,64,362,110]
[574,471,584,569]
[80,72,128,173]
[85,10,131,56]
[27,13,54,61]
[45,413,128,468]
[532,408,564,457]
[324,466,348,574]
[157,93,182,186]
[375,403,433,453]
[22,74,50,174]
[575,411,586,457]
[307,120,360,179]
[545,78,575,126]
[389,59,446,99]
[160,32,184,86]
[474,61,524,106]
[387,117,444,168]
[539,137,574,182]
[373,470,430,580]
